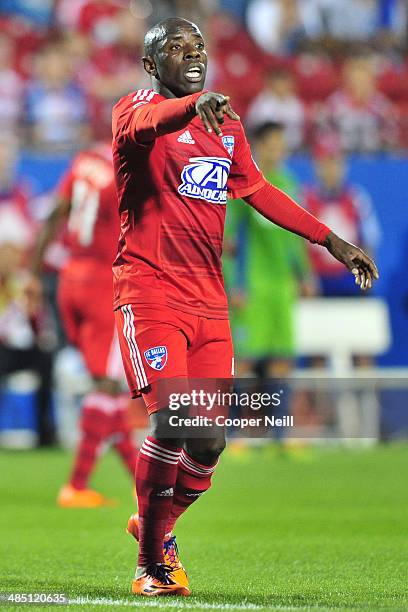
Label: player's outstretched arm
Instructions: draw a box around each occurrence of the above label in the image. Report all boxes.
[324,231,379,290]
[244,183,379,291]
[116,91,240,145]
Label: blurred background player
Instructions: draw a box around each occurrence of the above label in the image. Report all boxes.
[318,51,397,153]
[304,135,381,298]
[246,70,304,151]
[303,134,381,373]
[26,142,138,507]
[224,122,314,442]
[226,121,313,377]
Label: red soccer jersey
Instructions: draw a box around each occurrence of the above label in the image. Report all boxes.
[58,144,119,264]
[112,89,266,319]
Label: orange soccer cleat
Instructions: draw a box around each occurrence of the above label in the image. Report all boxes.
[131,563,190,597]
[127,513,189,589]
[57,484,118,508]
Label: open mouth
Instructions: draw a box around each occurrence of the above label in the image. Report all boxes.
[184,64,204,83]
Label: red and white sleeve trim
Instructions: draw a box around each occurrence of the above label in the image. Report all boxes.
[132,89,157,109]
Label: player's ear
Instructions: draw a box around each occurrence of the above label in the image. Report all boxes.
[143,56,158,78]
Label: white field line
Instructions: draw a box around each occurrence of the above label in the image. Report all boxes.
[67,596,313,610]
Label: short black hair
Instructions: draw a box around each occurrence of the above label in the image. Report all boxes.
[143,17,200,57]
[252,121,285,141]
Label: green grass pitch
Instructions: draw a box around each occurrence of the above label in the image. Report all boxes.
[0,444,407,611]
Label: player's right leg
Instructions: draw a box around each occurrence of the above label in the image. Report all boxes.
[57,386,118,508]
[57,269,137,507]
[115,304,191,596]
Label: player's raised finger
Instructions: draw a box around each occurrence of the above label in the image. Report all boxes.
[352,267,360,286]
[358,267,366,290]
[225,103,240,121]
[197,107,213,133]
[220,96,240,121]
[355,250,379,281]
[363,253,379,280]
[203,105,223,136]
[365,269,372,289]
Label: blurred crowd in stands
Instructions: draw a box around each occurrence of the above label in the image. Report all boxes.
[0,0,407,152]
[0,1,404,444]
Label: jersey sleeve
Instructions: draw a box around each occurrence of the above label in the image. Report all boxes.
[227,122,267,199]
[112,90,160,146]
[244,183,331,245]
[112,89,201,146]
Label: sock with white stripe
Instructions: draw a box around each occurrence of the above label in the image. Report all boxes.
[166,449,218,534]
[136,436,181,566]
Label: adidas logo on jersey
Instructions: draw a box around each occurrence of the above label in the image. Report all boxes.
[177,130,195,144]
[156,487,174,497]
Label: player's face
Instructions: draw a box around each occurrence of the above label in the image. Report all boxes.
[316,157,345,190]
[153,24,207,97]
[257,130,287,171]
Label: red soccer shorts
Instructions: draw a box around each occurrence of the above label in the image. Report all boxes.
[115,304,234,413]
[57,260,123,380]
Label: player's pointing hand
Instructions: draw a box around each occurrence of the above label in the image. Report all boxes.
[196,92,240,136]
[324,232,379,291]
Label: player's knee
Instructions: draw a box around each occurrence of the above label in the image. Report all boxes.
[149,408,184,448]
[185,436,226,466]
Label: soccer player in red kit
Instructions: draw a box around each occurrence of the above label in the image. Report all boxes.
[112,18,379,596]
[27,143,138,508]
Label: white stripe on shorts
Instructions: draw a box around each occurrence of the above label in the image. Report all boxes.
[121,305,148,390]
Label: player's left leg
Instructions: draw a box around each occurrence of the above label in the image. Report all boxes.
[125,424,226,589]
[166,430,225,533]
[165,316,233,533]
[115,304,192,596]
